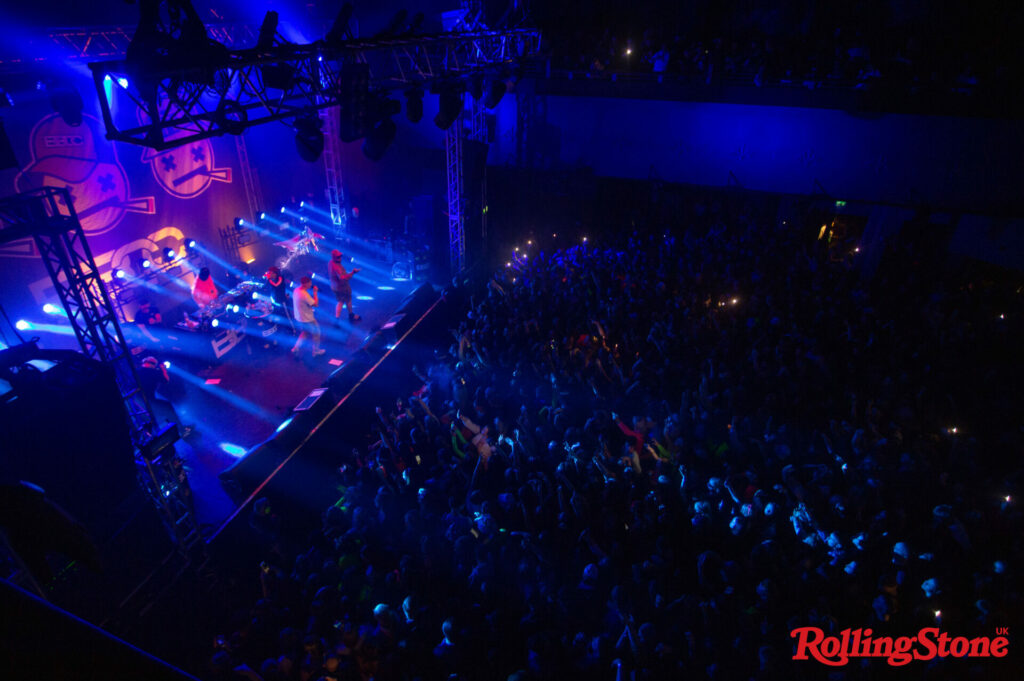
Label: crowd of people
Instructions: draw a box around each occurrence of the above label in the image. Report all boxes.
[539,1,1021,98]
[209,199,1022,681]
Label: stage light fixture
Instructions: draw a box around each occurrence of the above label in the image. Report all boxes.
[163,361,171,369]
[43,303,59,315]
[280,207,286,214]
[113,268,127,279]
[300,201,305,207]
[362,117,397,161]
[141,258,152,269]
[16,320,31,331]
[260,212,266,220]
[117,77,129,89]
[256,10,279,50]
[294,113,324,162]
[326,2,355,44]
[434,88,463,130]
[469,74,484,100]
[405,87,423,123]
[164,247,177,262]
[484,78,507,109]
[211,318,220,328]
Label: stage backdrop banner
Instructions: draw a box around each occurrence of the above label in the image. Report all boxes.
[0,75,253,339]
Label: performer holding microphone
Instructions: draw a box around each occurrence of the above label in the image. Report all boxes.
[264,266,295,333]
[329,249,362,323]
[290,276,325,358]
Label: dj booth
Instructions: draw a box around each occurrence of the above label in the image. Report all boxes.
[160,281,286,364]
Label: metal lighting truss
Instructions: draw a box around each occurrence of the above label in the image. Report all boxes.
[88,29,542,151]
[320,105,346,234]
[0,24,259,71]
[445,108,465,274]
[234,133,264,223]
[0,187,200,553]
[446,97,491,274]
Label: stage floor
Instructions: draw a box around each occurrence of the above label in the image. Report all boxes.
[160,279,418,536]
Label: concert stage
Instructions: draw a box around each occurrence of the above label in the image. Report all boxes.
[160,276,420,534]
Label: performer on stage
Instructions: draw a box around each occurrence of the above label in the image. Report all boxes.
[291,276,325,358]
[134,298,163,344]
[328,249,361,323]
[138,356,192,438]
[264,266,295,333]
[191,267,218,309]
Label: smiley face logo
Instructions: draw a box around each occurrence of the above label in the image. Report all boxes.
[15,114,156,235]
[138,99,232,198]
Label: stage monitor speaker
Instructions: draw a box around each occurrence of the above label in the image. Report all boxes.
[360,330,390,358]
[218,439,286,502]
[324,353,371,399]
[391,283,437,336]
[0,118,18,170]
[396,283,436,313]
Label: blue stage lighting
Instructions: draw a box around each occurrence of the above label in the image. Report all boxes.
[236,218,244,227]
[163,361,171,369]
[377,285,396,291]
[113,268,127,279]
[280,207,286,213]
[15,320,31,331]
[260,212,266,220]
[252,292,258,300]
[219,442,247,457]
[164,247,177,262]
[186,238,197,249]
[276,417,294,433]
[43,303,59,315]
[141,258,151,269]
[117,77,129,89]
[300,200,306,207]
[211,318,220,328]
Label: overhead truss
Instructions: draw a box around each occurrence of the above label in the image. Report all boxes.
[0,24,259,69]
[88,30,542,151]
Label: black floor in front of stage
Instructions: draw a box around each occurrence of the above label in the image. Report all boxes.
[161,278,419,536]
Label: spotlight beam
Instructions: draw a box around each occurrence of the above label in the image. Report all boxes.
[166,364,277,422]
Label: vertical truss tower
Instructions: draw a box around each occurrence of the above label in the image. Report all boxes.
[0,188,200,554]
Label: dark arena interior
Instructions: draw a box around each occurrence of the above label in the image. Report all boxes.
[1,1,1023,679]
